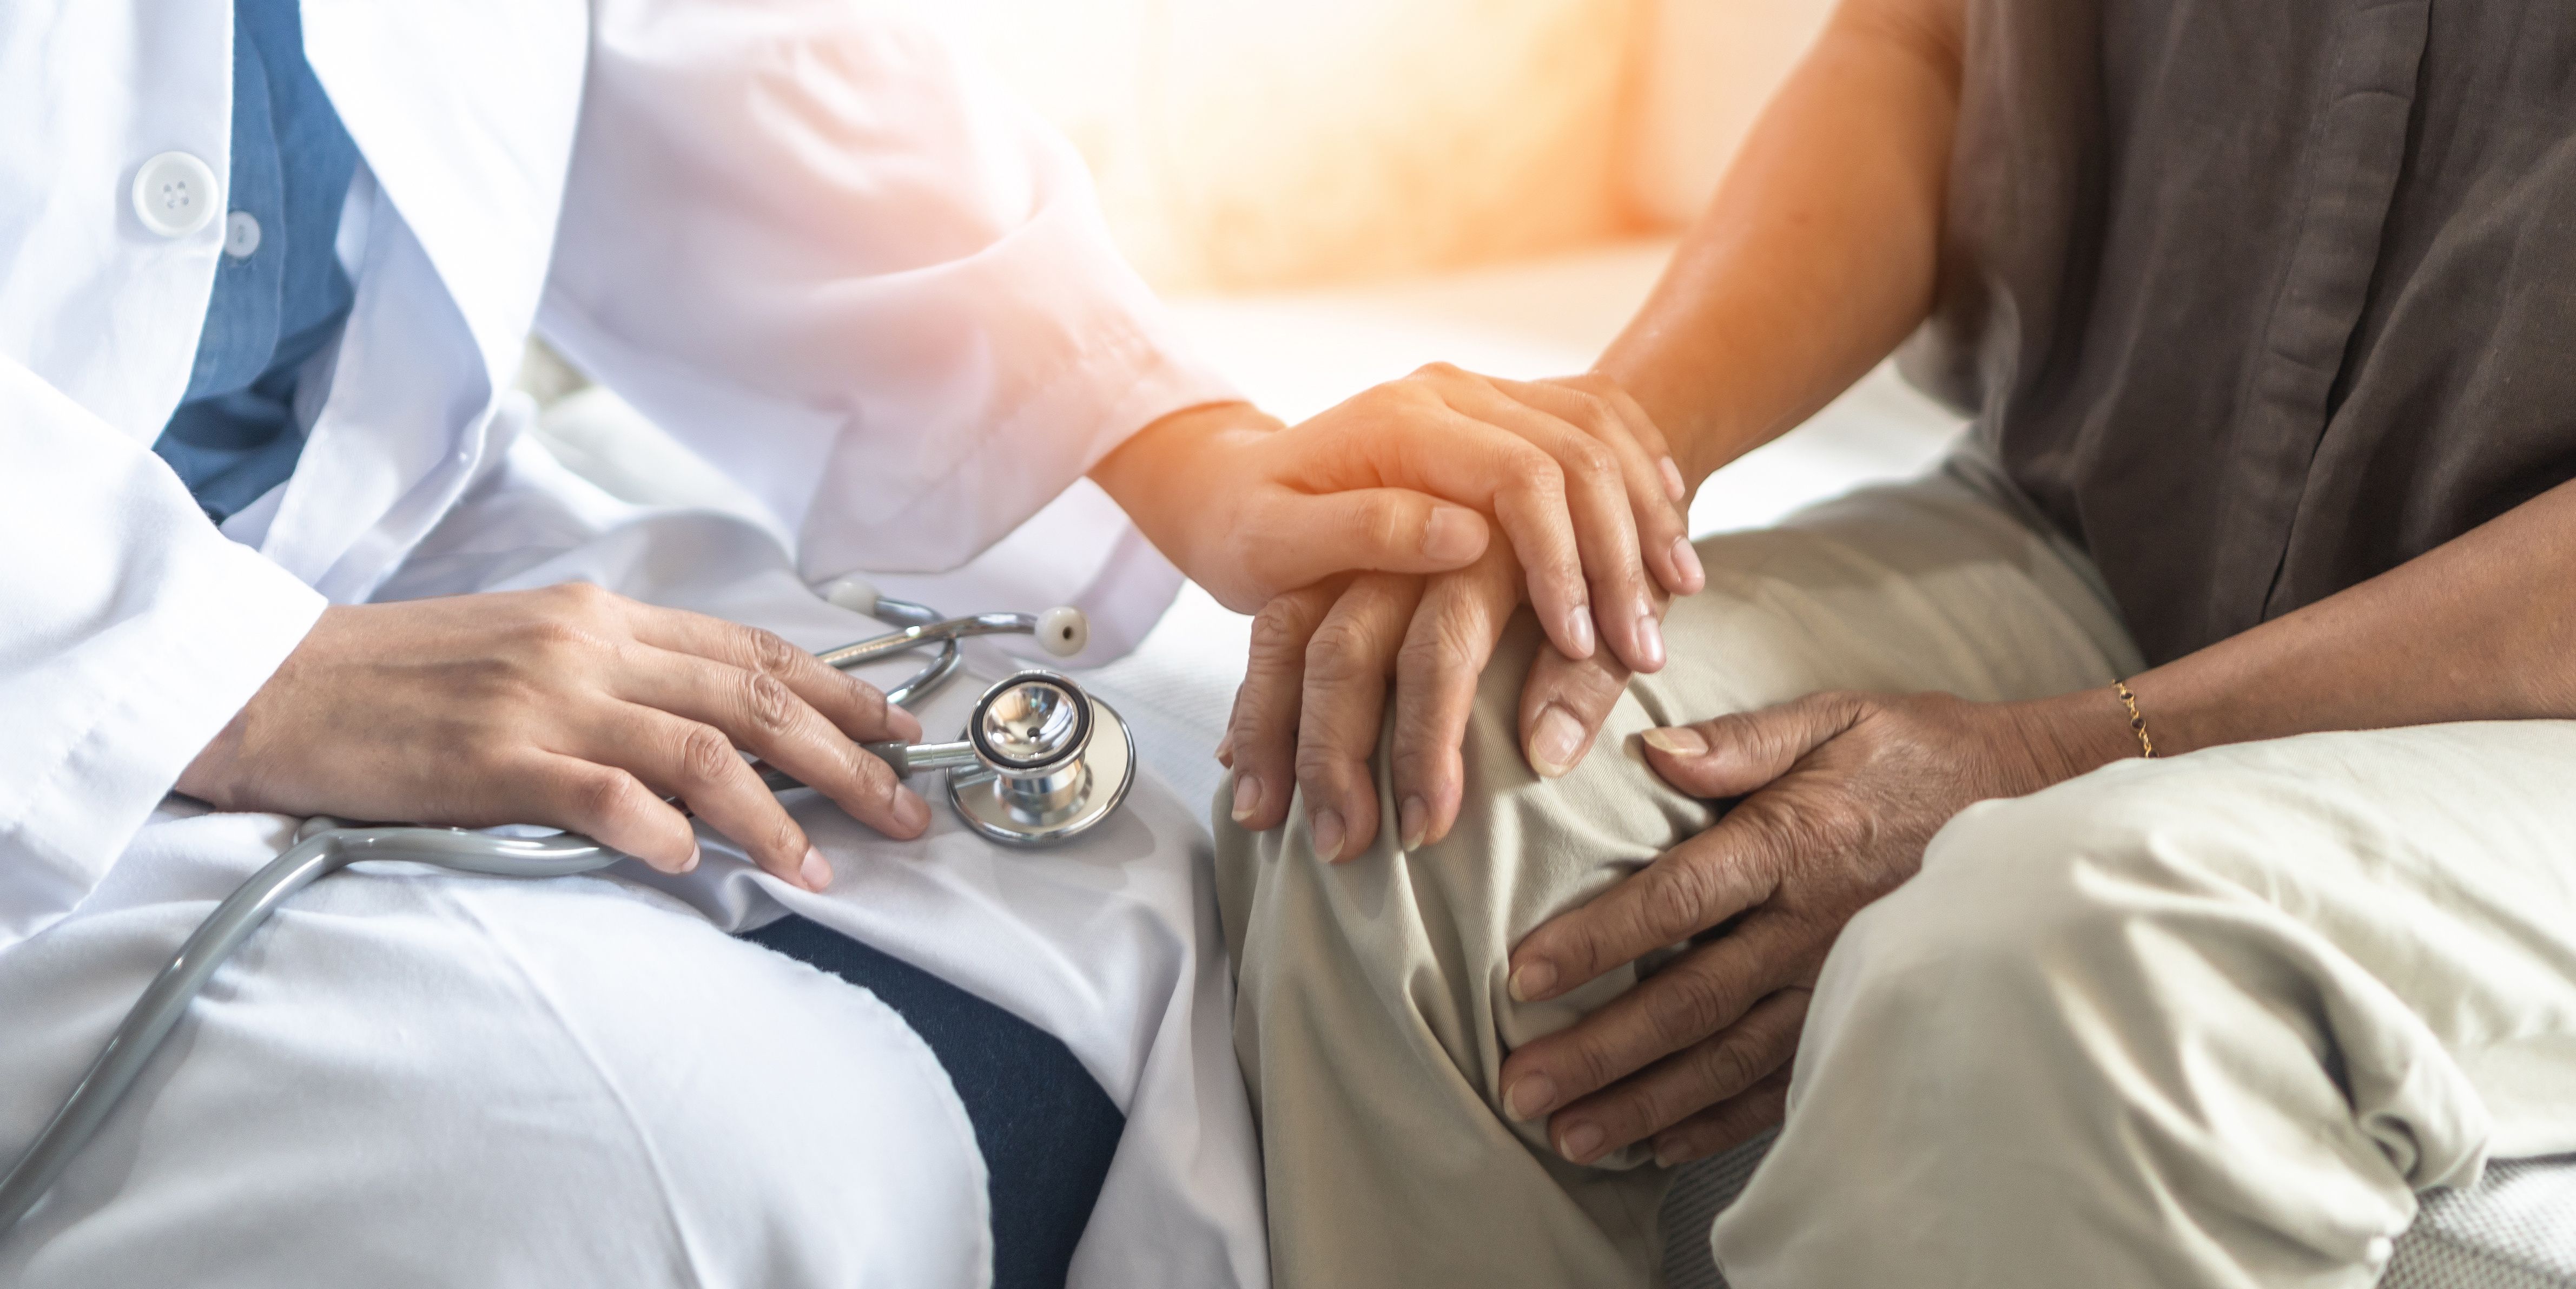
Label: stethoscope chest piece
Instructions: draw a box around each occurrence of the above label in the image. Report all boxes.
[945,670,1137,846]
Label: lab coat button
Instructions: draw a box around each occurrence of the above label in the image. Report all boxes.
[224,211,262,259]
[132,152,221,238]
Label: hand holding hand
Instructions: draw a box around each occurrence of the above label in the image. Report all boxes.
[1496,688,2132,1167]
[1099,367,1700,670]
[1210,369,1707,858]
[1219,540,1675,860]
[178,582,930,893]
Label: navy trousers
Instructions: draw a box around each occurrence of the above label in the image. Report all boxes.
[742,917,1125,1289]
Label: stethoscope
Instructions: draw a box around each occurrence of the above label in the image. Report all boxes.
[800,578,1136,846]
[0,582,1137,1236]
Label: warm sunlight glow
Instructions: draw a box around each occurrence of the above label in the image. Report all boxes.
[947,0,1834,293]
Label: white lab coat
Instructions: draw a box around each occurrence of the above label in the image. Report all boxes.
[0,3,1263,1285]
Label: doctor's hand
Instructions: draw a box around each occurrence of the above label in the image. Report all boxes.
[1219,538,1663,860]
[175,583,930,893]
[1493,688,2136,1167]
[1093,367,1702,674]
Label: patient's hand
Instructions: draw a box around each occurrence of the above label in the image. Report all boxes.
[1492,688,2136,1167]
[176,583,929,893]
[1219,534,1690,860]
[1095,367,1699,673]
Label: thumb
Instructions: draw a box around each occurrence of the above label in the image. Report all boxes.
[1245,489,1490,596]
[1641,693,1865,798]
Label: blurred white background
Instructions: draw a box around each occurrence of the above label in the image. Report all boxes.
[943,0,1835,292]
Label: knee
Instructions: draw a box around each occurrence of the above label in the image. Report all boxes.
[1213,614,1538,961]
[1217,613,1703,945]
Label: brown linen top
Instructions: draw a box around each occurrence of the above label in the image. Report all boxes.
[1899,0,2576,666]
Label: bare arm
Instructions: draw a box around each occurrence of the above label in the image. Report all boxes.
[2095,479,2576,758]
[1600,0,1968,484]
[1600,0,2576,748]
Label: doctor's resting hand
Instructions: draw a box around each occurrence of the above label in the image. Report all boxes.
[177,582,928,895]
[1091,365,1700,675]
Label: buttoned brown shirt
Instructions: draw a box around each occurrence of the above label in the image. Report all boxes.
[1901,0,2576,665]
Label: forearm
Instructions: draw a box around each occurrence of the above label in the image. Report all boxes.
[2118,479,2576,755]
[1598,0,1965,484]
[1087,400,1284,578]
[2014,478,2576,779]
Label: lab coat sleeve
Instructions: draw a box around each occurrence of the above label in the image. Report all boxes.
[536,0,1241,579]
[0,359,327,946]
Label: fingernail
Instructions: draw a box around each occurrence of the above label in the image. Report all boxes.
[1659,456,1686,502]
[798,845,833,892]
[1423,505,1484,563]
[1653,1137,1688,1168]
[1562,604,1595,659]
[1509,957,1557,1002]
[1231,775,1261,824]
[1529,704,1584,778]
[1642,726,1707,756]
[1670,536,1705,594]
[1311,807,1345,863]
[1505,1073,1558,1121]
[681,843,702,874]
[1214,730,1236,768]
[1398,795,1428,850]
[1635,609,1665,670]
[1561,1123,1606,1164]
[894,786,933,834]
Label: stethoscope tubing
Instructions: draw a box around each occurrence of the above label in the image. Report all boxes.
[816,611,1045,671]
[0,824,615,1236]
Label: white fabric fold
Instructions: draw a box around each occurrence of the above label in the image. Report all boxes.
[540,0,1240,581]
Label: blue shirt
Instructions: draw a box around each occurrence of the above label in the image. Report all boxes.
[154,0,360,524]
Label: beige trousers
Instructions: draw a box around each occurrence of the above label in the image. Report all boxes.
[1214,459,2576,1289]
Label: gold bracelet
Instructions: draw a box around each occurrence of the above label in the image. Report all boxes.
[2112,680,2157,759]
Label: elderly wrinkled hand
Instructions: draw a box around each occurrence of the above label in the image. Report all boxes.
[1493,687,2130,1167]
[1213,370,1703,859]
